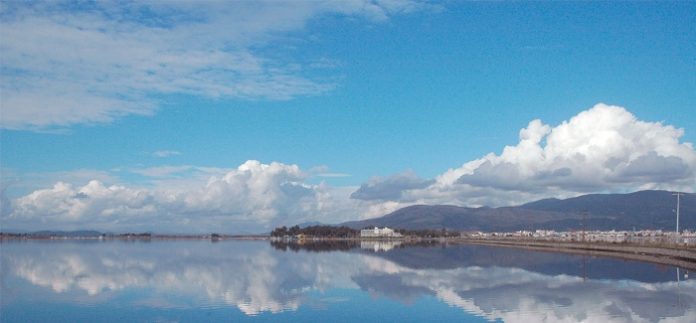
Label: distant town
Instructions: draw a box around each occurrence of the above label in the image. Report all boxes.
[465,228,696,246]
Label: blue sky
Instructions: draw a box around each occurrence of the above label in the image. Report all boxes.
[1,1,695,233]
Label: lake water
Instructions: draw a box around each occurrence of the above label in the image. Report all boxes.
[1,240,693,322]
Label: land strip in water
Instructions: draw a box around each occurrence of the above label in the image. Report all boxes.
[456,238,696,271]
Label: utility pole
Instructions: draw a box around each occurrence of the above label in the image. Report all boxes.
[581,210,587,243]
[673,192,683,234]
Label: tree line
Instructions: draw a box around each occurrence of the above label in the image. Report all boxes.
[394,228,460,238]
[270,225,358,238]
[270,225,461,238]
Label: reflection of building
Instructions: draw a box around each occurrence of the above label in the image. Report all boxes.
[360,227,402,239]
[360,240,402,252]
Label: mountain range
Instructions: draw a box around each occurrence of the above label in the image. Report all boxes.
[342,190,694,232]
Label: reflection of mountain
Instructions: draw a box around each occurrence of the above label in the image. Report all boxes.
[2,241,694,322]
[343,190,696,231]
[352,255,696,322]
[359,244,682,283]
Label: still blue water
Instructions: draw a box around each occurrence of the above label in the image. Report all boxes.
[0,240,693,322]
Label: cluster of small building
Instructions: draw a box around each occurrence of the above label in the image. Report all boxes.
[464,229,696,245]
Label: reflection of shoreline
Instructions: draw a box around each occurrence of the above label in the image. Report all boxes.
[267,239,690,282]
[4,233,695,270]
[270,239,359,252]
[458,238,696,271]
[267,237,696,270]
[270,240,441,253]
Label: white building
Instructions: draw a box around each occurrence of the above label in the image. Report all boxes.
[360,227,403,238]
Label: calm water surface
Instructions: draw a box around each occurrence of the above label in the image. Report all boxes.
[1,240,693,322]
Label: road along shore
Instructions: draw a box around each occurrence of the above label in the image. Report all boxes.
[457,238,696,272]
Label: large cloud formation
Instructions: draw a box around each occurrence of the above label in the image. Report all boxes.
[352,103,696,207]
[457,104,694,191]
[5,161,356,233]
[3,104,695,232]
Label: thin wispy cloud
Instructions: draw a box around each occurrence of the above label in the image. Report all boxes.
[0,168,120,197]
[129,165,194,178]
[316,172,352,178]
[309,165,351,178]
[0,1,432,130]
[128,165,232,179]
[152,150,181,158]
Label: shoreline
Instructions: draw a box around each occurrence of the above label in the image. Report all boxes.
[454,238,696,271]
[3,234,696,271]
[0,234,268,241]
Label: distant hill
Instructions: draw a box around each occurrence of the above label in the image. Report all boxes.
[297,221,324,228]
[342,190,695,232]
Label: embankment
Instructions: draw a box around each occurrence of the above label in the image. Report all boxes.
[458,238,696,271]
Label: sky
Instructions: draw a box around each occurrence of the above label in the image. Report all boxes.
[1,1,695,233]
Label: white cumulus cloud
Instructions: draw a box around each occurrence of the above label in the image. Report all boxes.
[455,103,695,192]
[3,160,359,232]
[11,180,156,222]
[352,103,696,208]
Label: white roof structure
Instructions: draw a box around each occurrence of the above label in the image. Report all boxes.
[360,227,402,238]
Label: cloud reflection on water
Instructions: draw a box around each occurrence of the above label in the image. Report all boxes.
[1,241,694,322]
